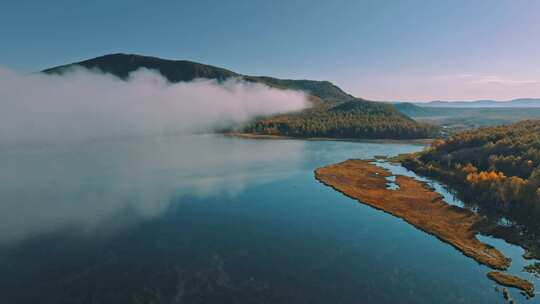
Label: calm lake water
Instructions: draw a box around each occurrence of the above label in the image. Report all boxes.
[0,135,532,303]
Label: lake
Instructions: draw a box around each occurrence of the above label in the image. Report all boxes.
[0,135,530,303]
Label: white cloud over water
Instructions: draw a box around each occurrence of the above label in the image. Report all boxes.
[0,135,305,243]
[0,67,309,243]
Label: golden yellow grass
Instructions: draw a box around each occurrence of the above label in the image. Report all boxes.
[314,159,510,270]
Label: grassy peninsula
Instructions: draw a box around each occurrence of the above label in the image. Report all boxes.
[314,159,510,270]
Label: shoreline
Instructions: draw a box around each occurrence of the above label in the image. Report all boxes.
[224,132,433,145]
[398,154,540,261]
[487,271,535,297]
[314,159,511,270]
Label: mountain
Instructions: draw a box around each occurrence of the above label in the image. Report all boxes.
[43,53,239,81]
[44,53,436,139]
[44,53,352,104]
[416,98,540,108]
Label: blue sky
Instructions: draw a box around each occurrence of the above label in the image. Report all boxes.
[1,0,539,101]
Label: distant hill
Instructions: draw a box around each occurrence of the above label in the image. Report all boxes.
[394,101,540,132]
[44,53,436,139]
[416,98,540,108]
[394,102,435,117]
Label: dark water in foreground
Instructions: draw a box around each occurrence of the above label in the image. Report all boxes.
[0,135,530,303]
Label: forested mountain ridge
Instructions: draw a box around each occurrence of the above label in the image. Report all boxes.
[43,53,352,103]
[245,100,436,139]
[44,53,436,139]
[44,53,239,82]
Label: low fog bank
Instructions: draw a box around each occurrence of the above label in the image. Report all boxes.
[0,66,309,145]
[0,66,309,243]
[0,135,305,243]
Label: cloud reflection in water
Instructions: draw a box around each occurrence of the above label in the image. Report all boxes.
[0,135,305,243]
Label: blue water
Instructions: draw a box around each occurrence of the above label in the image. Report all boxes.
[0,135,528,303]
[376,160,540,302]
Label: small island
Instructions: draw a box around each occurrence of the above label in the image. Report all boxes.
[487,271,535,297]
[315,159,510,270]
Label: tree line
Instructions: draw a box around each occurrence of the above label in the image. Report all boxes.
[243,100,438,139]
[401,120,540,231]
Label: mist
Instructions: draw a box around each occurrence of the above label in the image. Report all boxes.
[0,135,305,243]
[0,66,309,144]
[0,67,309,243]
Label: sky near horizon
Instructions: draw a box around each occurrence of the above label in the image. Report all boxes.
[1,0,539,101]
